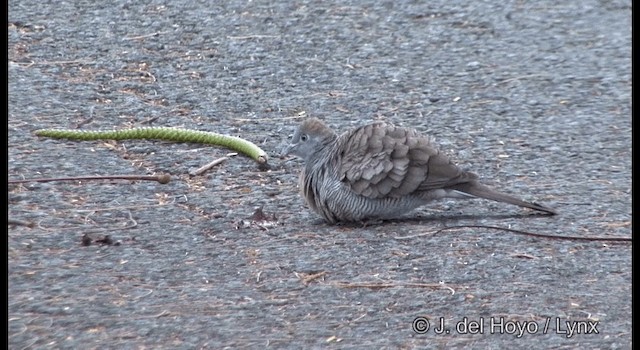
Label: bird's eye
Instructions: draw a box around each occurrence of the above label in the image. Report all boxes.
[301,134,308,142]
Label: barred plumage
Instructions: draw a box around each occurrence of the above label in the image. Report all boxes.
[284,118,556,223]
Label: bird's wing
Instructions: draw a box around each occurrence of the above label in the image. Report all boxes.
[338,123,473,199]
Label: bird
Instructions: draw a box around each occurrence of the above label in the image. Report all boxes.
[283,117,557,224]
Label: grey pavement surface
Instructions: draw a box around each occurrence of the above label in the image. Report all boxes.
[9,0,631,348]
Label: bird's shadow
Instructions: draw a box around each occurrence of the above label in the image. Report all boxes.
[323,211,555,228]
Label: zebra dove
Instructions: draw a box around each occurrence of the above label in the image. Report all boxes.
[284,118,557,223]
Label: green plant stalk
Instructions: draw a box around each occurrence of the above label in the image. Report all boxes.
[34,127,268,165]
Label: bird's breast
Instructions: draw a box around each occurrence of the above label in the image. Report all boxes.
[300,164,428,222]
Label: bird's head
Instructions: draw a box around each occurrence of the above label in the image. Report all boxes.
[283,117,337,163]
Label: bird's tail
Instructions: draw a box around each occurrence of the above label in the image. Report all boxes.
[451,181,557,215]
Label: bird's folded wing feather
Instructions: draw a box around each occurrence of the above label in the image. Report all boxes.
[338,123,473,198]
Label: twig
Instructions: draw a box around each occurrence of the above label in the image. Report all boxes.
[189,154,237,176]
[35,60,96,65]
[296,271,327,285]
[232,115,308,122]
[393,225,631,242]
[8,218,35,228]
[335,282,456,294]
[13,60,97,68]
[74,106,95,129]
[8,174,171,184]
[78,210,139,237]
[496,74,551,84]
[122,31,168,40]
[227,35,280,40]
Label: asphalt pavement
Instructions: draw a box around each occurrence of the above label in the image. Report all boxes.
[9,0,631,348]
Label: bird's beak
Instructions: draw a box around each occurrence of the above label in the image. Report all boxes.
[280,143,295,158]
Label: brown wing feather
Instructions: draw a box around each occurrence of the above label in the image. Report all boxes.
[339,123,473,199]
